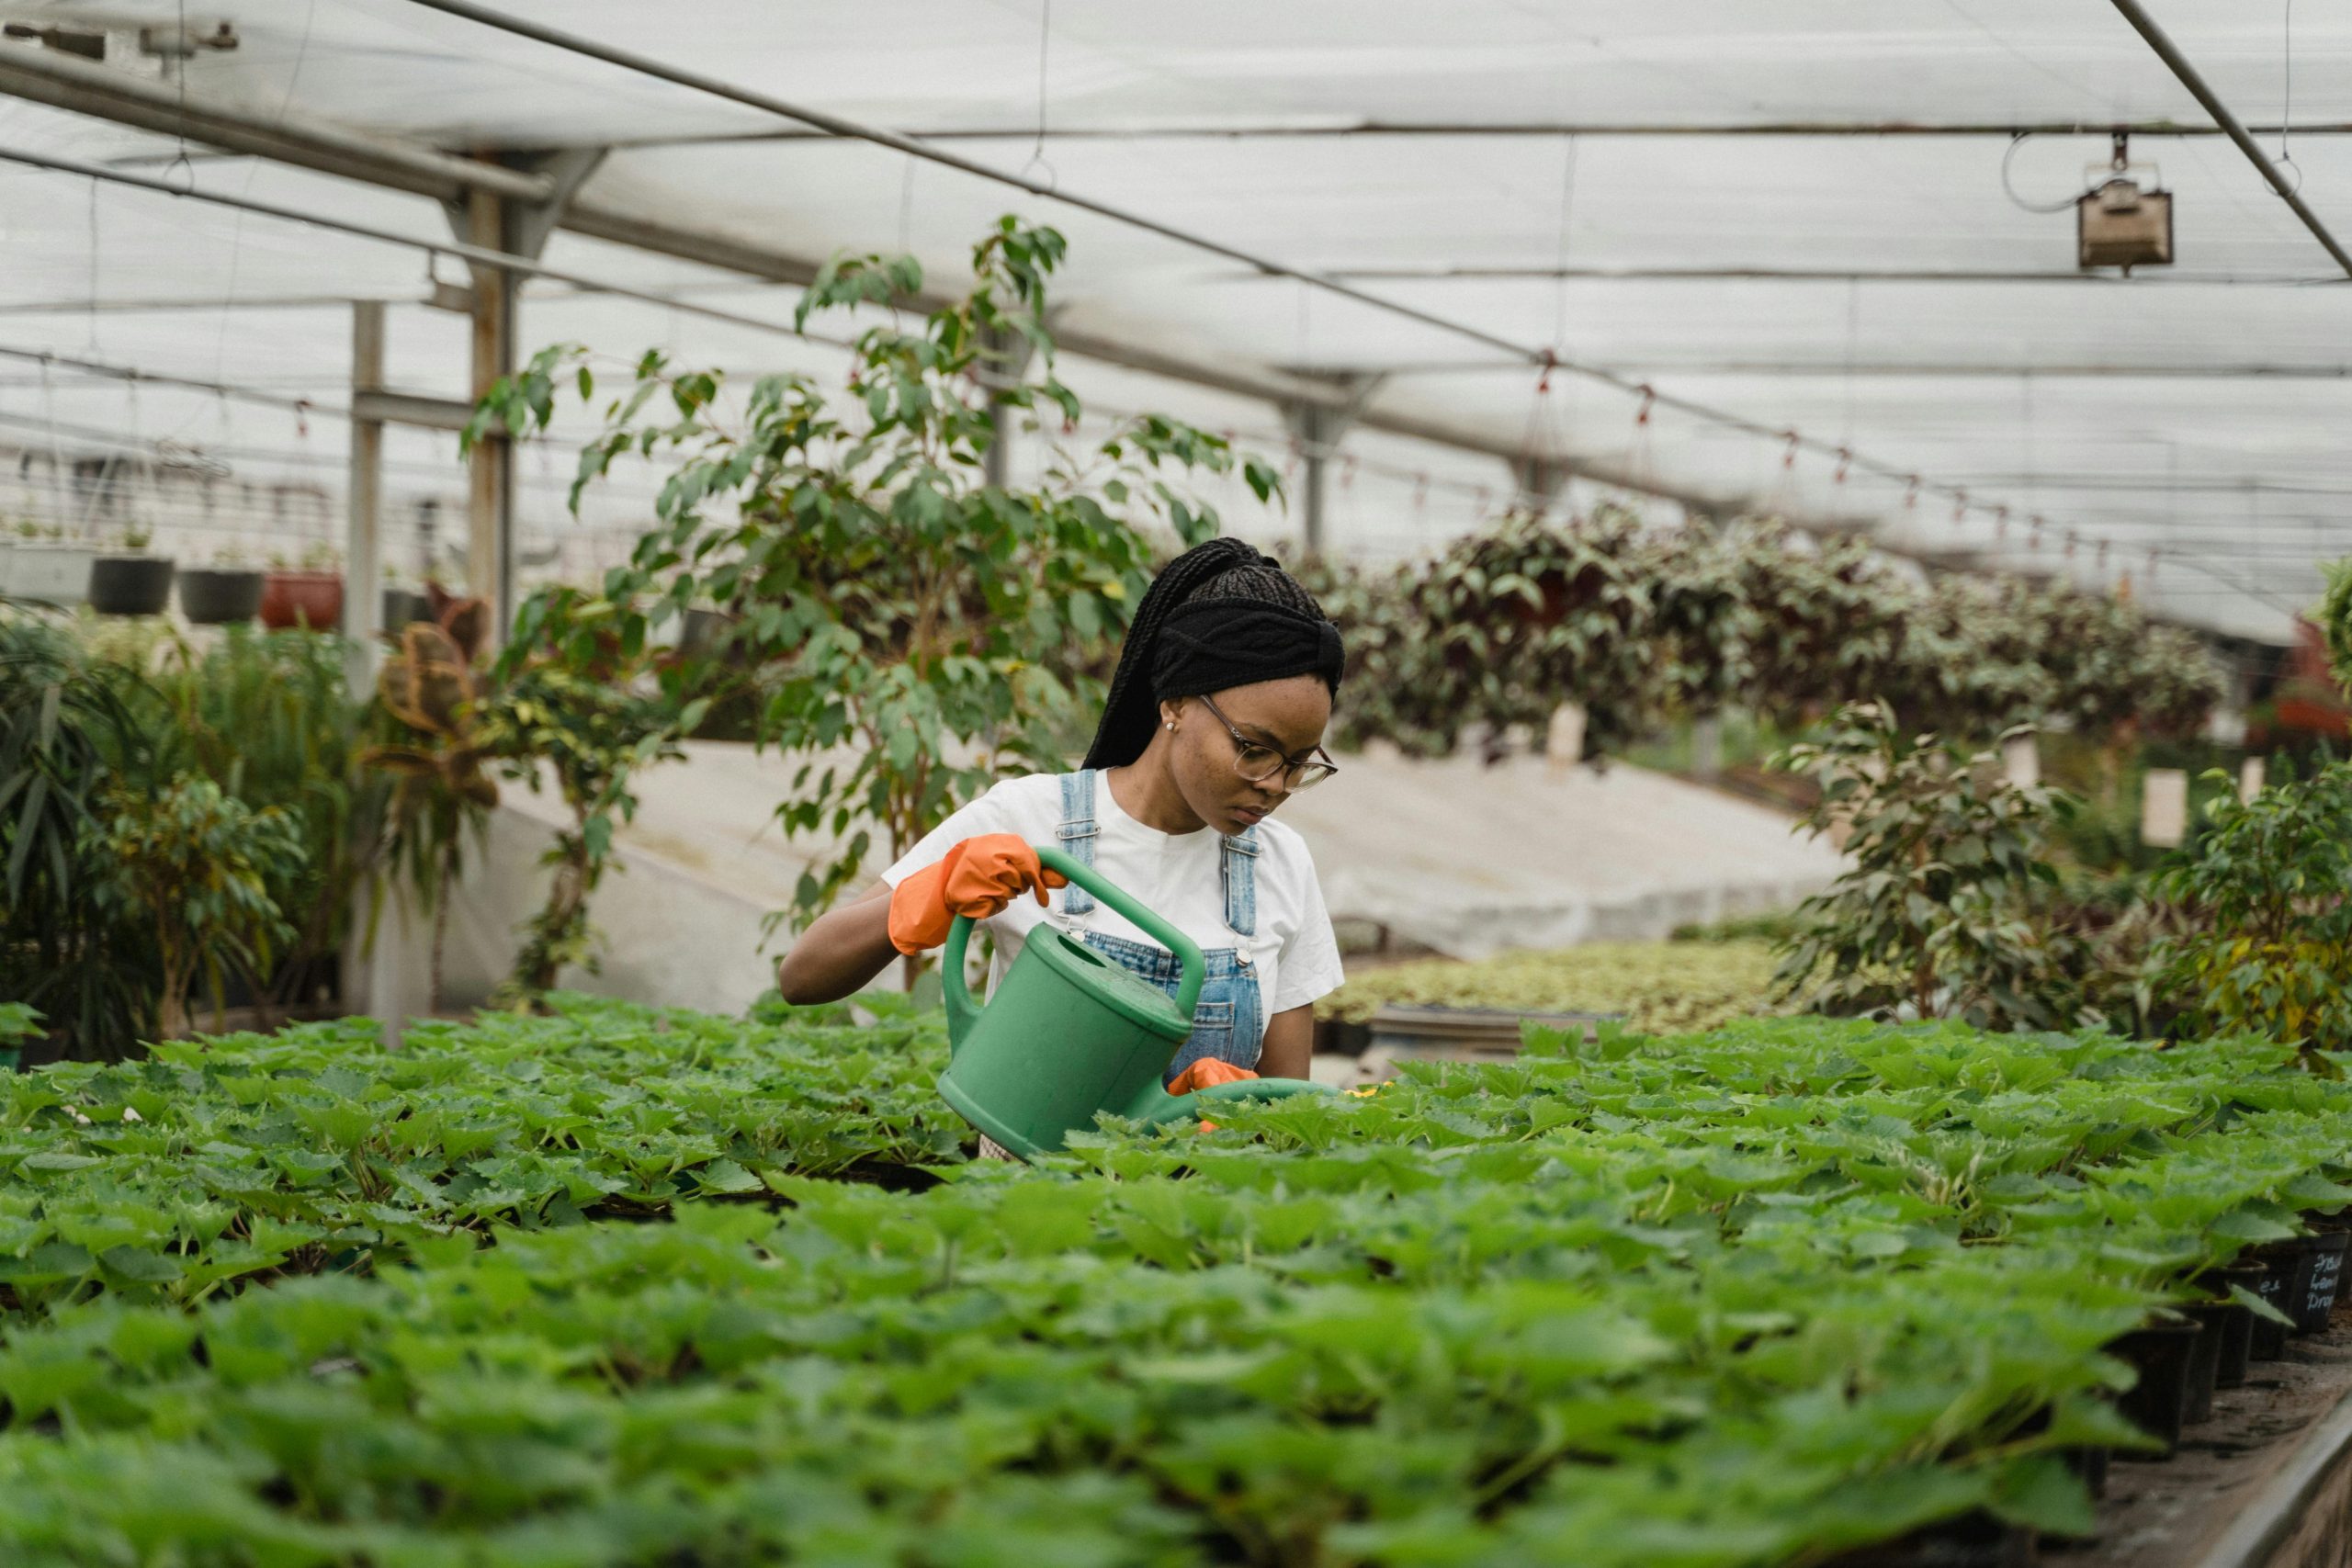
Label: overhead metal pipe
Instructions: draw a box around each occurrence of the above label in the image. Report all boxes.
[0,143,850,349]
[1312,265,2342,288]
[0,39,552,203]
[603,118,2352,149]
[2105,0,2352,279]
[0,342,336,415]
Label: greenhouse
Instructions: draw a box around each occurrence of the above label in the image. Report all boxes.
[5,2,2352,1563]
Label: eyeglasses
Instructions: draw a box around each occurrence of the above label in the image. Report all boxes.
[1195,694,1340,792]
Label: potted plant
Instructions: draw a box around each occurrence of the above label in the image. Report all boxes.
[87,522,176,617]
[260,542,345,632]
[178,542,266,625]
[11,521,97,608]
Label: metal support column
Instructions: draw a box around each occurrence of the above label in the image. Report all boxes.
[1281,377,1383,559]
[1286,405,1340,558]
[980,325,1037,491]
[464,186,514,633]
[345,300,386,694]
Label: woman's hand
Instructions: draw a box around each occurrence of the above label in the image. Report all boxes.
[886,835,1066,954]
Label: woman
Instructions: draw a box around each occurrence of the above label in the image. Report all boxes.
[776,537,1347,1089]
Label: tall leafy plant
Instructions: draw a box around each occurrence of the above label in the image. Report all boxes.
[2318,556,2352,695]
[0,615,160,1057]
[1773,702,2087,1031]
[2157,758,2352,1058]
[87,775,306,1039]
[480,219,1276,933]
[145,626,381,1018]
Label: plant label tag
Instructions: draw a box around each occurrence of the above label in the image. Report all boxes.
[2141,769,2188,848]
[2002,736,2040,790]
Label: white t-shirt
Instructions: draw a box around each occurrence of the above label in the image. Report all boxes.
[881,772,1346,1030]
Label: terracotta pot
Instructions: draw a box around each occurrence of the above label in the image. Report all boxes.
[177,568,266,626]
[88,555,175,617]
[259,570,345,632]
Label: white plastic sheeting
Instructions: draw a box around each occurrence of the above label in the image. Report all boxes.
[0,1,2347,638]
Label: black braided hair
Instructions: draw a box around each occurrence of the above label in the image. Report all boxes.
[1082,537,1340,771]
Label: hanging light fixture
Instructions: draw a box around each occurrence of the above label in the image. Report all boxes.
[2079,133,2174,274]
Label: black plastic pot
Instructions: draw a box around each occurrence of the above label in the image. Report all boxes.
[382,586,434,629]
[87,554,175,616]
[2064,1442,2110,1502]
[2110,1318,2203,1455]
[2301,1219,2352,1333]
[177,567,265,626]
[1820,1511,2033,1567]
[2250,1241,2311,1359]
[2208,1262,2267,1388]
[2181,1303,2230,1424]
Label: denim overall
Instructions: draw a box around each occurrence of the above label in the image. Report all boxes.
[1054,770,1263,1088]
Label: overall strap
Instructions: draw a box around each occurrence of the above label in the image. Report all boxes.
[1221,826,1260,939]
[1055,769,1101,919]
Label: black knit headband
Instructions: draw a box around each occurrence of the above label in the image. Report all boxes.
[1080,537,1345,772]
[1151,598,1345,702]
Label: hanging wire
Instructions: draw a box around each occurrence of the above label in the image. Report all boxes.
[1840,277,1860,450]
[897,155,918,256]
[1021,0,1057,192]
[1627,385,1657,492]
[83,178,103,357]
[2278,0,2304,195]
[1549,135,1578,352]
[2001,133,2098,214]
[163,0,198,194]
[1518,136,1582,491]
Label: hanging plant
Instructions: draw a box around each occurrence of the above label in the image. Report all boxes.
[1406,505,1662,756]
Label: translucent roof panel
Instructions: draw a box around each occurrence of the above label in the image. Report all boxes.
[1,0,2347,643]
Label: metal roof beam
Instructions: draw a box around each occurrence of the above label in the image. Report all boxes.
[597,119,2352,150]
[0,37,552,204]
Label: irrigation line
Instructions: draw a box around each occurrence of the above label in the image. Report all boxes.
[0,342,336,419]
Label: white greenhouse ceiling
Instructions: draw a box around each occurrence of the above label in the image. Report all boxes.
[0,0,2347,643]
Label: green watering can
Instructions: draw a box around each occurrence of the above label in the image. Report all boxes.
[938,844,1331,1159]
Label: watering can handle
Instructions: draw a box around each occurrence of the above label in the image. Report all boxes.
[943,842,1207,1054]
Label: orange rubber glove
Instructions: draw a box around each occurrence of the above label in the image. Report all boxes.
[887,834,1067,955]
[1167,1058,1261,1095]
